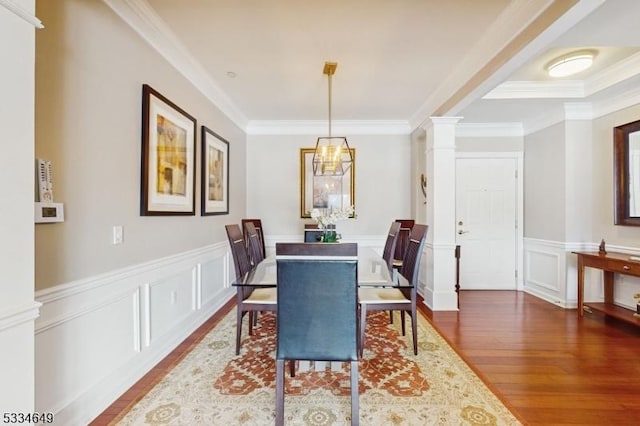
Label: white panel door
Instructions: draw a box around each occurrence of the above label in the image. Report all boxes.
[455,158,517,289]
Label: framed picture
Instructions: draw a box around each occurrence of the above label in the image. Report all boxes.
[141,84,196,215]
[300,147,355,218]
[201,126,230,215]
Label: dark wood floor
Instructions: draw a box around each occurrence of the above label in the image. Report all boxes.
[92,291,640,425]
[425,291,640,426]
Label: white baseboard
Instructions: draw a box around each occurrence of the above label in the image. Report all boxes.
[34,242,234,425]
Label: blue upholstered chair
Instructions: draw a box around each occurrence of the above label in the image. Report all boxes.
[275,242,359,425]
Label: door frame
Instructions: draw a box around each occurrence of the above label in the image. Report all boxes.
[455,152,524,290]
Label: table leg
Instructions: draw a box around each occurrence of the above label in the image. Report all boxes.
[603,271,614,304]
[577,256,584,317]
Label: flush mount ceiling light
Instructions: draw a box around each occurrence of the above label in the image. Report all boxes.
[545,50,597,78]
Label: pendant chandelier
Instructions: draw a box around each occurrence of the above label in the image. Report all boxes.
[312,62,353,176]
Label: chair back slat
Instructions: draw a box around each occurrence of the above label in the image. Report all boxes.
[242,219,265,258]
[399,224,428,289]
[382,221,401,271]
[244,222,265,266]
[393,219,415,261]
[225,224,252,279]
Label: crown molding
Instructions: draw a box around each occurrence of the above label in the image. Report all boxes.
[592,85,640,119]
[245,120,411,136]
[456,122,524,138]
[585,52,640,96]
[0,0,43,28]
[409,0,586,130]
[522,86,640,135]
[102,0,248,130]
[483,80,585,99]
[483,51,640,101]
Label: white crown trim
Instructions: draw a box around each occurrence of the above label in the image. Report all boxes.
[592,86,640,119]
[0,0,43,28]
[524,87,640,135]
[483,80,585,99]
[585,52,640,96]
[245,120,411,135]
[102,0,248,130]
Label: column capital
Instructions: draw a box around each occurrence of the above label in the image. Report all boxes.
[429,116,463,126]
[420,116,463,133]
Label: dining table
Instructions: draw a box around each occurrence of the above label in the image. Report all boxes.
[232,245,412,370]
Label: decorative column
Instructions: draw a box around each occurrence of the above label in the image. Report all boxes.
[422,117,461,311]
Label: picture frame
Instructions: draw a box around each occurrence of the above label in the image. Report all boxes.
[300,147,355,218]
[141,84,196,215]
[201,126,230,215]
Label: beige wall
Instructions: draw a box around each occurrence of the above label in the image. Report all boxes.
[247,134,412,238]
[35,0,246,290]
[524,122,566,240]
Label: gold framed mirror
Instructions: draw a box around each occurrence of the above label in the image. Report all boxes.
[300,148,355,218]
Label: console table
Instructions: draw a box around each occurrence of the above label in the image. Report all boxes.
[574,251,640,326]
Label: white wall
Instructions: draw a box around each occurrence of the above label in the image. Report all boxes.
[0,0,38,414]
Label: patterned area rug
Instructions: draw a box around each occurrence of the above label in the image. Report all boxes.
[114,309,521,425]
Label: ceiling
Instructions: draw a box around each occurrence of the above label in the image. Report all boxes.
[105,0,640,135]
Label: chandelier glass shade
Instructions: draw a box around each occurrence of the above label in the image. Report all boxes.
[312,62,353,176]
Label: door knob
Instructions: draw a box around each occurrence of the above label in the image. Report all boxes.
[458,230,469,235]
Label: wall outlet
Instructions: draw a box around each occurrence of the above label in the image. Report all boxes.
[112,225,123,245]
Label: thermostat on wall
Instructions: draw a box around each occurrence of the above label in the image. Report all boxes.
[35,202,64,223]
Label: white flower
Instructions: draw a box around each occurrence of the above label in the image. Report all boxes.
[310,206,355,229]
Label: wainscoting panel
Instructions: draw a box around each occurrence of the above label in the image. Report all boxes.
[34,242,234,426]
[523,239,578,307]
[35,289,136,413]
[524,239,640,310]
[147,267,197,347]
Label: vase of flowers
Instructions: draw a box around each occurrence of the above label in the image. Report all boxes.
[310,205,355,242]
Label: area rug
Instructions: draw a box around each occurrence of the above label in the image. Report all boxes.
[113,309,521,425]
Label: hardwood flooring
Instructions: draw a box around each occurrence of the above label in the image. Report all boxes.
[92,291,640,425]
[425,290,640,426]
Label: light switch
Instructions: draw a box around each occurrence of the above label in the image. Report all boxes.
[112,225,123,245]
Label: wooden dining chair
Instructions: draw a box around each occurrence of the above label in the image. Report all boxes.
[382,221,401,272]
[242,218,266,259]
[275,242,359,426]
[225,224,276,355]
[359,224,428,356]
